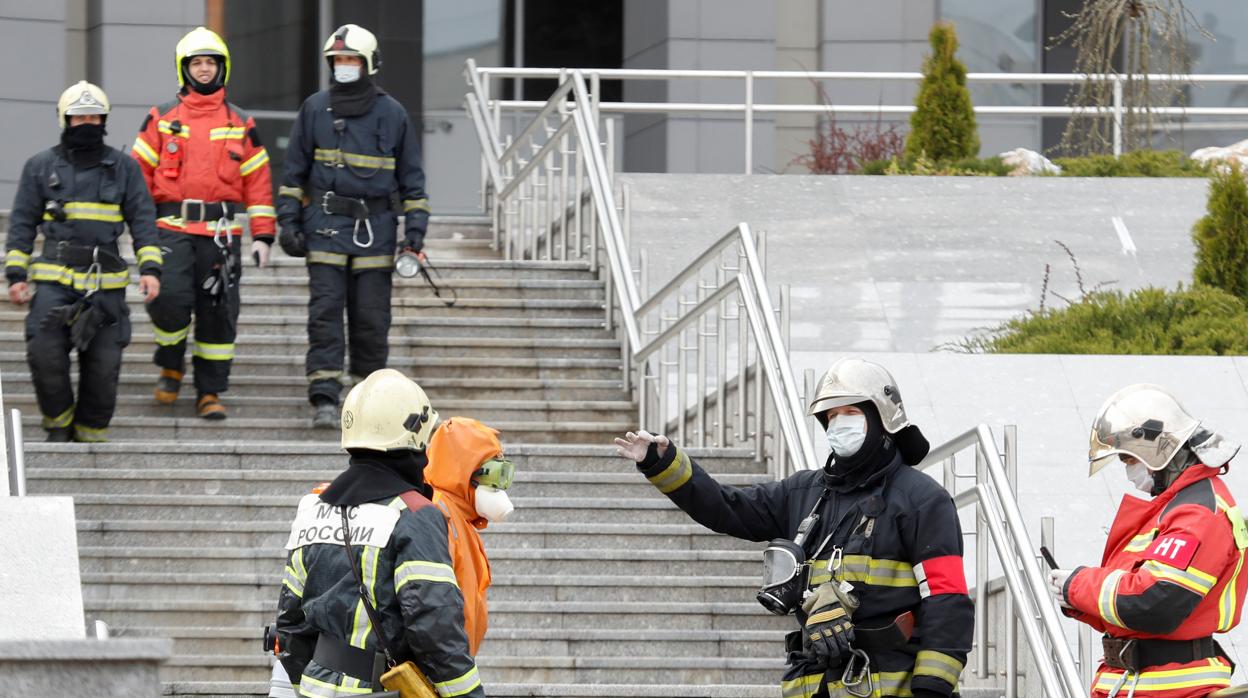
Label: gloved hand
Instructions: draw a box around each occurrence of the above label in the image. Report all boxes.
[1048,569,1073,609]
[278,224,306,258]
[251,240,271,268]
[614,430,670,462]
[801,582,857,664]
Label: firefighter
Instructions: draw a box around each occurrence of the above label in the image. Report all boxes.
[1049,384,1247,698]
[273,368,483,698]
[132,26,275,420]
[616,358,973,698]
[276,23,431,430]
[425,416,514,654]
[5,81,162,443]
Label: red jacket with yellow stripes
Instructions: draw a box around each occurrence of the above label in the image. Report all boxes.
[131,89,275,241]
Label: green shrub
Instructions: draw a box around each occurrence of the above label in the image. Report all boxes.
[1192,164,1248,299]
[861,154,1008,176]
[905,22,979,163]
[961,286,1248,355]
[1054,149,1209,177]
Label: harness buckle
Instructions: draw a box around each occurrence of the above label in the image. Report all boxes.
[181,199,206,222]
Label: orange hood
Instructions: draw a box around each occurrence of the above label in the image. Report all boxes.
[426,417,503,529]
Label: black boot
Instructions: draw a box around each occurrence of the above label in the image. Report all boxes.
[46,427,73,443]
[312,400,339,430]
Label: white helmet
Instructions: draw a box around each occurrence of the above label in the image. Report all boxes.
[341,369,438,452]
[807,358,909,433]
[1088,384,1200,475]
[323,24,381,75]
[57,81,109,127]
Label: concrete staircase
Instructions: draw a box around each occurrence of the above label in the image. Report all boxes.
[11,218,792,697]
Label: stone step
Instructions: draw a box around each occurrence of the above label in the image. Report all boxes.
[83,598,788,632]
[121,625,784,661]
[7,372,628,401]
[67,493,684,524]
[119,296,608,320]
[75,520,761,552]
[80,572,759,605]
[12,393,634,421]
[161,682,785,698]
[27,442,761,474]
[3,353,622,382]
[226,277,607,302]
[156,653,782,685]
[30,468,764,499]
[23,416,631,444]
[76,546,758,577]
[0,312,609,338]
[0,331,622,359]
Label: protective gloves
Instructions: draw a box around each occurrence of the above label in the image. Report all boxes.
[278,223,306,258]
[251,240,271,268]
[801,581,858,664]
[1048,569,1073,609]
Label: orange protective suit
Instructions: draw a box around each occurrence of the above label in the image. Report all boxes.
[424,417,501,655]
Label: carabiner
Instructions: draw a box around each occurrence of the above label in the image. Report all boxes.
[841,649,874,698]
[212,217,234,250]
[352,218,375,248]
[83,247,102,297]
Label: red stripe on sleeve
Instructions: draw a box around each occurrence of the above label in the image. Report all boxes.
[922,554,968,595]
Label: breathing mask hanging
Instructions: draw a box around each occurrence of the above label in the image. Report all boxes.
[756,490,829,616]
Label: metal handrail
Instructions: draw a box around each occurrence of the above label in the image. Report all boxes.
[917,425,1085,698]
[469,65,1248,167]
[464,64,817,474]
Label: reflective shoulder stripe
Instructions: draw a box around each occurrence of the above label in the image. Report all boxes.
[132,137,159,166]
[434,665,481,698]
[841,555,917,588]
[1098,569,1128,628]
[395,560,458,591]
[1215,495,1248,550]
[646,448,693,494]
[348,545,381,649]
[403,198,431,213]
[209,126,247,140]
[1141,559,1217,595]
[913,649,964,686]
[1123,528,1158,553]
[278,185,305,200]
[283,548,307,598]
[308,251,349,267]
[247,205,276,219]
[5,249,30,270]
[62,201,123,223]
[240,148,270,176]
[157,120,189,137]
[29,263,130,291]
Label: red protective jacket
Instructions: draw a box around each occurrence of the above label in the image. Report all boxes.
[131,89,274,241]
[1063,466,1248,698]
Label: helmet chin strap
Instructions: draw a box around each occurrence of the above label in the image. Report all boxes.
[1151,448,1198,496]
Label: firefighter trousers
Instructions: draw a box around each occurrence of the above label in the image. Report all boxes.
[25,283,131,441]
[146,230,241,395]
[305,258,393,405]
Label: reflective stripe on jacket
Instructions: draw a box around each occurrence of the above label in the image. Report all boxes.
[1063,466,1248,698]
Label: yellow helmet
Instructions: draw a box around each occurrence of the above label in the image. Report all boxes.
[323,24,381,75]
[175,27,230,90]
[56,81,109,126]
[341,369,439,452]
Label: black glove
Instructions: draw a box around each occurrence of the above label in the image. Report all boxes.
[802,582,857,664]
[278,223,306,258]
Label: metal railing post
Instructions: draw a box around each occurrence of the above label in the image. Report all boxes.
[1004,425,1019,698]
[975,444,990,679]
[744,71,755,174]
[8,408,25,497]
[1113,76,1124,157]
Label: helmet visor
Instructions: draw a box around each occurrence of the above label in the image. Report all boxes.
[473,456,514,491]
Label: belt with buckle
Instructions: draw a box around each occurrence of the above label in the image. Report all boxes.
[311,190,394,219]
[44,241,127,272]
[156,200,241,222]
[1102,635,1220,671]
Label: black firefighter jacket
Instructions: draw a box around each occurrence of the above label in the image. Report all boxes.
[6,145,162,289]
[275,489,484,698]
[639,443,974,698]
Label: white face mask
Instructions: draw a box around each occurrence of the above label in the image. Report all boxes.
[826,413,868,458]
[333,64,362,84]
[1124,460,1155,494]
[475,485,514,522]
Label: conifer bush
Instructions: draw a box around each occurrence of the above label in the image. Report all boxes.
[1192,164,1248,300]
[905,22,979,163]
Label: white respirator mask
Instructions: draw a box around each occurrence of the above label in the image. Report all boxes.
[333,64,362,84]
[475,485,514,523]
[1124,461,1155,494]
[825,413,868,457]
